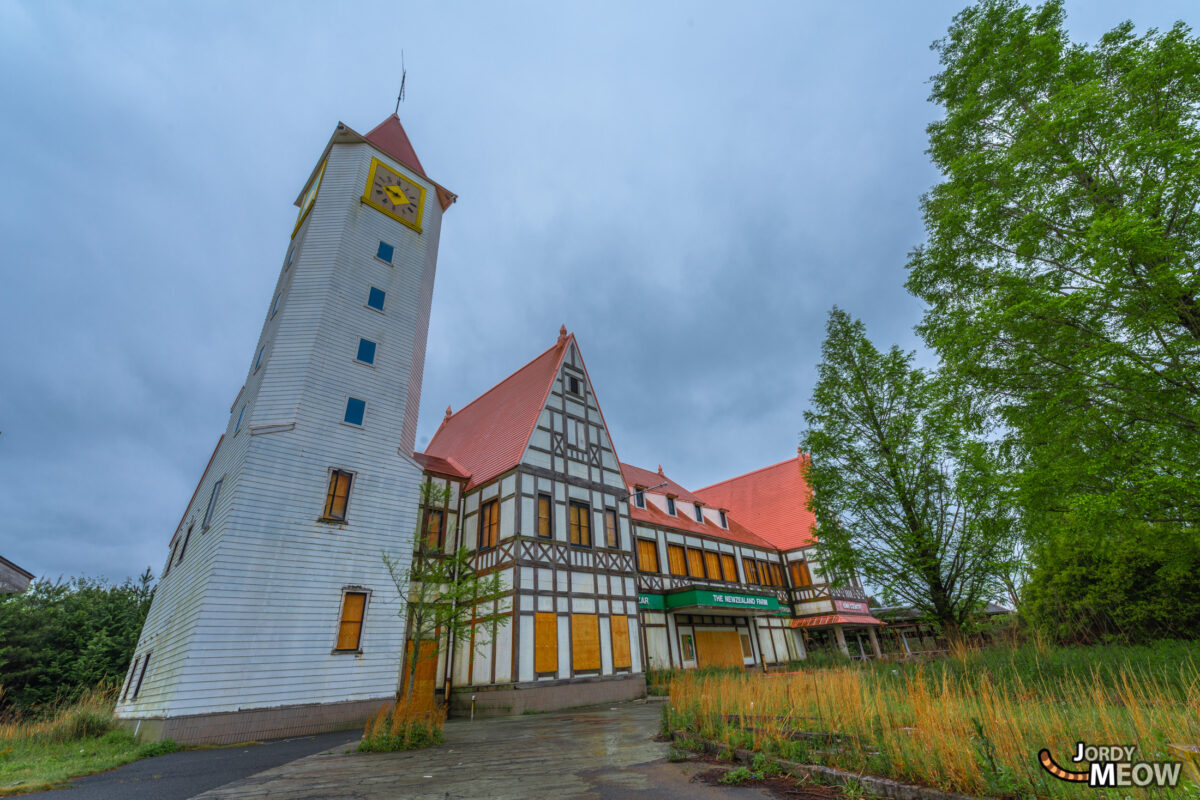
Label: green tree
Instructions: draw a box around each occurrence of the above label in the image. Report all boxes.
[383,484,507,705]
[800,308,1017,640]
[906,0,1200,532]
[0,568,155,713]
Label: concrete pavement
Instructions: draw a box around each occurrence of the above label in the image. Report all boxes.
[194,700,773,800]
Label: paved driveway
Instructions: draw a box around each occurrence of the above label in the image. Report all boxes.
[194,699,771,800]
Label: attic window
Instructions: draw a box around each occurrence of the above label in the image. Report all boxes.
[694,504,704,523]
[719,510,728,528]
[633,488,645,509]
[666,496,676,516]
[567,375,581,396]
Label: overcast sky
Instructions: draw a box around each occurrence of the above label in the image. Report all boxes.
[1,1,1193,584]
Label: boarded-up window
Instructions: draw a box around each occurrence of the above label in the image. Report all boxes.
[742,558,759,584]
[791,560,813,587]
[686,548,705,579]
[571,613,601,671]
[610,615,631,669]
[121,655,141,701]
[604,510,619,548]
[535,612,558,673]
[704,551,721,580]
[336,591,367,651]
[478,499,499,549]
[758,561,774,585]
[740,632,754,659]
[720,554,737,582]
[569,501,591,547]
[637,539,660,573]
[323,470,352,521]
[771,564,784,586]
[537,494,552,538]
[667,544,687,576]
[423,509,444,549]
[177,524,193,565]
[203,478,223,528]
[131,652,151,699]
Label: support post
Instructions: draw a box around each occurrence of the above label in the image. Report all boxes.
[867,626,881,659]
[833,624,849,657]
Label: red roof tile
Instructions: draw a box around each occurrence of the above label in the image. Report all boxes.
[695,452,818,551]
[364,114,427,178]
[411,452,471,480]
[422,337,569,489]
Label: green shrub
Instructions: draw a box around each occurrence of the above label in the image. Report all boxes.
[136,739,179,758]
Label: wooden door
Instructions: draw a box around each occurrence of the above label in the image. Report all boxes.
[399,640,438,711]
[695,630,744,668]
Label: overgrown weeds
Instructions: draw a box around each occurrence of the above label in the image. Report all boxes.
[666,643,1200,798]
[357,700,445,752]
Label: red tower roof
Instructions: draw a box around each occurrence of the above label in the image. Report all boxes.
[364,114,427,178]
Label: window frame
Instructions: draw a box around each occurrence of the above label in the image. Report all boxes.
[322,469,354,522]
[568,500,591,548]
[270,292,281,318]
[422,508,444,549]
[202,478,223,530]
[742,557,759,585]
[603,509,619,549]
[343,396,367,427]
[633,488,645,509]
[636,538,660,573]
[719,509,728,528]
[234,404,246,434]
[791,560,813,587]
[130,651,151,700]
[693,504,704,523]
[536,494,553,538]
[566,375,582,396]
[177,524,193,565]
[376,241,394,263]
[254,345,265,372]
[478,498,499,550]
[333,589,369,653]
[355,338,377,366]
[666,544,687,576]
[685,547,705,579]
[366,286,386,312]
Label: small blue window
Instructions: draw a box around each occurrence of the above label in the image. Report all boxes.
[254,346,265,372]
[376,241,394,263]
[284,246,294,270]
[356,338,377,365]
[344,397,366,426]
[234,405,245,433]
[270,293,281,317]
[367,286,386,311]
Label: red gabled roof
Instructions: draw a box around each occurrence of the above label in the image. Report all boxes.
[422,336,569,489]
[411,452,471,481]
[620,462,705,504]
[695,451,818,551]
[620,463,776,551]
[364,114,427,178]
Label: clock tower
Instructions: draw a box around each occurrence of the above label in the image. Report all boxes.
[114,115,455,744]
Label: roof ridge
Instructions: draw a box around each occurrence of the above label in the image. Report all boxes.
[695,454,802,494]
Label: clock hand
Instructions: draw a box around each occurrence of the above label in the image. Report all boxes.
[384,185,410,206]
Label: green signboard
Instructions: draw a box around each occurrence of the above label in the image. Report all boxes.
[638,589,782,613]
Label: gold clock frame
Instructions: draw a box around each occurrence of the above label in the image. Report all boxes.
[293,159,327,238]
[361,157,426,233]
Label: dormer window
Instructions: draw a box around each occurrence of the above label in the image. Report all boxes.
[694,504,704,523]
[719,510,728,528]
[633,488,645,509]
[666,496,676,516]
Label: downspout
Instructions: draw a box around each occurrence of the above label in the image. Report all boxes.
[441,479,466,707]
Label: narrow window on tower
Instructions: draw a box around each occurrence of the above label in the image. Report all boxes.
[177,524,193,564]
[335,591,368,652]
[537,494,552,538]
[604,509,619,548]
[202,478,223,530]
[344,397,366,426]
[253,345,265,373]
[284,245,294,270]
[130,652,151,699]
[270,292,281,318]
[366,286,386,312]
[234,404,246,434]
[568,501,591,547]
[376,241,394,263]
[323,469,353,522]
[355,338,377,365]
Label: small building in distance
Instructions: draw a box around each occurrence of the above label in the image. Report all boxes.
[0,555,33,594]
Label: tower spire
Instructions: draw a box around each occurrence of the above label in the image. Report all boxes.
[394,51,406,114]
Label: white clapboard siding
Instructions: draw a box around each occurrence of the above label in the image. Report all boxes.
[116,131,446,720]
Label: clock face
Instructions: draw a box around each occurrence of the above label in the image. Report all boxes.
[362,158,425,232]
[293,160,326,237]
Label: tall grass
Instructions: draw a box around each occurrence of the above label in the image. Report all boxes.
[357,700,445,752]
[667,645,1200,798]
[0,685,116,745]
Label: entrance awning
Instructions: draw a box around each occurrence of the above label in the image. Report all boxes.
[639,588,784,615]
[790,613,885,628]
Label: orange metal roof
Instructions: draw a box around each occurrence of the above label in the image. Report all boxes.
[422,335,569,489]
[364,114,427,178]
[695,450,818,551]
[411,452,471,480]
[790,614,884,628]
[621,463,777,551]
